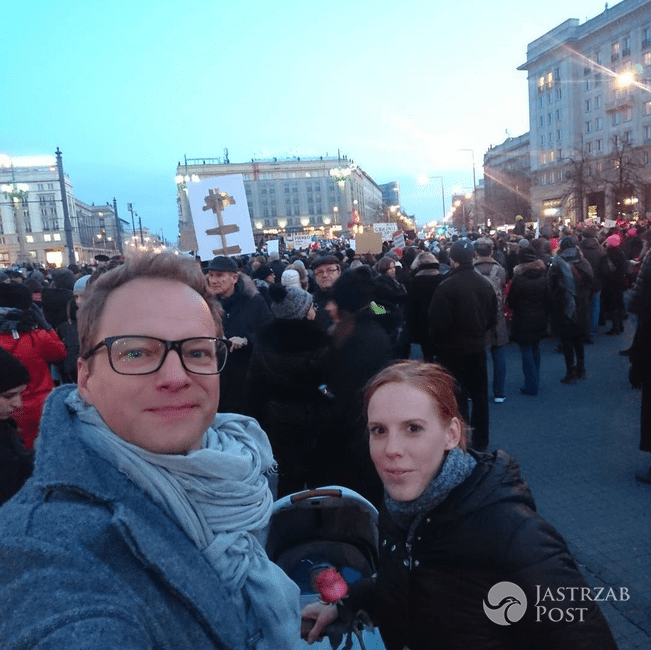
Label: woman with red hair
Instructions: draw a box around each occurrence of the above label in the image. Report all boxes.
[303,361,616,649]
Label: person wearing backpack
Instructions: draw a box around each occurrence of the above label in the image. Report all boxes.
[474,238,508,403]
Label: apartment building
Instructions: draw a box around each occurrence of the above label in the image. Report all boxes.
[518,0,651,223]
[0,154,124,266]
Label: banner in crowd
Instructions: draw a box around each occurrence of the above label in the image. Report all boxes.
[355,230,383,254]
[373,222,398,241]
[186,174,255,260]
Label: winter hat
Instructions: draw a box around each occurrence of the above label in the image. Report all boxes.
[73,274,91,293]
[311,254,340,271]
[606,234,622,247]
[559,236,578,251]
[449,239,475,266]
[518,247,538,264]
[281,269,301,289]
[331,268,374,314]
[0,282,32,310]
[626,227,638,238]
[583,226,597,238]
[474,238,493,256]
[51,268,75,291]
[0,347,31,393]
[268,283,313,320]
[252,264,274,281]
[518,238,530,248]
[207,256,238,273]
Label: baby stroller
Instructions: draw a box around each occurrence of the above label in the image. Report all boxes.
[266,486,384,650]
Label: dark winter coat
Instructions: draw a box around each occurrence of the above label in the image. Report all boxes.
[548,249,593,338]
[324,309,393,506]
[373,274,409,357]
[217,274,273,415]
[0,418,33,507]
[474,258,509,347]
[344,450,617,650]
[428,265,497,357]
[405,266,445,346]
[507,260,550,344]
[578,236,607,292]
[246,318,330,494]
[601,246,628,314]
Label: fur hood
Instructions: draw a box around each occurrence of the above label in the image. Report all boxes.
[513,258,546,277]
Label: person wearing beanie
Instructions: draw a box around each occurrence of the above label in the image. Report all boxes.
[579,227,608,341]
[0,283,66,449]
[508,246,551,396]
[324,269,393,507]
[0,348,34,506]
[245,283,329,497]
[474,238,509,403]
[429,238,497,451]
[548,235,593,383]
[281,268,302,290]
[41,268,75,330]
[206,255,273,414]
[602,232,628,336]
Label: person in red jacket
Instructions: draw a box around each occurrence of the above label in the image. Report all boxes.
[0,282,66,449]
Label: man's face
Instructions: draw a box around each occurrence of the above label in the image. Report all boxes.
[77,278,221,454]
[208,270,238,297]
[314,264,341,290]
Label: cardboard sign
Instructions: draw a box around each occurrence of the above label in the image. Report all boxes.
[187,174,255,259]
[354,230,383,254]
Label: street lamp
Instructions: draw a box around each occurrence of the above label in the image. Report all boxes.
[458,149,478,230]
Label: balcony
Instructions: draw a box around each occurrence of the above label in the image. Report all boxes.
[605,93,634,112]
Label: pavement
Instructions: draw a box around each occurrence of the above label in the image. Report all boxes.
[486,318,651,649]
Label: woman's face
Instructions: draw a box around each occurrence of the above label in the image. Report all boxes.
[0,385,27,420]
[368,382,461,502]
[385,263,396,278]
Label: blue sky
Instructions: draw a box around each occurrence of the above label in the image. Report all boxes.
[2,0,608,238]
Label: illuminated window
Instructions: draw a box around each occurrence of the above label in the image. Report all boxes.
[546,72,553,88]
[538,76,545,92]
[43,234,52,242]
[645,52,651,66]
[53,233,61,241]
[612,42,620,61]
[26,235,34,243]
[644,100,651,115]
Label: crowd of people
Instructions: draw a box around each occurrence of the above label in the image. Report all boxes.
[0,216,646,648]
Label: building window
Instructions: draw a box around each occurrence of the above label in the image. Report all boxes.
[644,100,651,115]
[611,41,620,61]
[596,117,603,130]
[622,36,631,58]
[585,121,592,133]
[645,52,651,67]
[586,142,592,154]
[540,135,545,146]
[624,131,632,143]
[539,96,544,108]
[538,76,545,92]
[594,95,602,109]
[556,109,561,120]
[556,88,562,100]
[612,112,621,126]
[548,133,552,144]
[645,125,651,141]
[557,129,562,141]
[554,67,560,80]
[547,112,552,125]
[596,139,602,152]
[585,79,592,91]
[644,26,651,49]
[539,116,544,127]
[624,106,633,122]
[585,99,592,112]
[594,73,602,87]
[44,234,52,242]
[546,72,553,88]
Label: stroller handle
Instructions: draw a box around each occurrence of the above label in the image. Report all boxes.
[290,488,343,503]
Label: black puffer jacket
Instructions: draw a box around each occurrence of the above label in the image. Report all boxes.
[345,450,617,650]
[245,318,330,496]
[507,260,550,344]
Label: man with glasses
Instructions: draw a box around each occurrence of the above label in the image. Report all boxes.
[310,254,341,330]
[0,253,300,650]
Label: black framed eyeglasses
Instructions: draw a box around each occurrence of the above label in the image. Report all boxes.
[82,336,230,375]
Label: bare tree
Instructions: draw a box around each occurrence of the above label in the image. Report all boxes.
[599,136,645,218]
[561,145,599,223]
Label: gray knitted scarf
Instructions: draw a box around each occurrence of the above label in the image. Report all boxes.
[65,389,301,650]
[385,446,477,543]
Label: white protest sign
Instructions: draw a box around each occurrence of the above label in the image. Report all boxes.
[373,222,398,241]
[187,174,255,259]
[267,239,279,256]
[393,232,406,248]
[291,234,313,251]
[604,219,617,228]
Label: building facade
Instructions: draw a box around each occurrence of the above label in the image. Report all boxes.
[176,154,383,251]
[483,133,532,229]
[518,0,651,223]
[0,154,125,266]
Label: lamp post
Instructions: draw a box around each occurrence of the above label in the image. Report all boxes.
[458,149,478,230]
[55,148,76,265]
